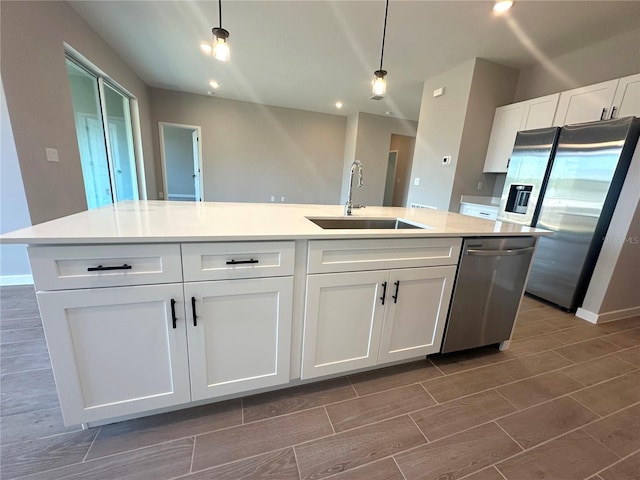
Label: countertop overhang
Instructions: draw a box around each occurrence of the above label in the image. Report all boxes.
[0,201,550,245]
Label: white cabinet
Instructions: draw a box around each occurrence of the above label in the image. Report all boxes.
[377,266,455,364]
[483,94,559,173]
[459,203,499,220]
[553,79,619,126]
[31,241,295,426]
[553,74,640,126]
[185,277,293,400]
[301,239,460,380]
[611,73,640,119]
[36,284,191,425]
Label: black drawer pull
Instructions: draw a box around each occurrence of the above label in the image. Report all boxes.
[226,258,259,265]
[392,281,400,303]
[191,297,198,327]
[87,264,132,272]
[170,299,177,329]
[380,281,387,305]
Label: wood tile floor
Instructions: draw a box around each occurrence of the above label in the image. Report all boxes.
[1,285,639,479]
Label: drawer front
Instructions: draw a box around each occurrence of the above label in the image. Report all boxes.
[307,238,462,274]
[460,204,498,220]
[182,241,295,281]
[28,244,182,291]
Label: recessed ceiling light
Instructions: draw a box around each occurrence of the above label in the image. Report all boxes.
[493,1,513,13]
[335,102,343,109]
[209,80,220,89]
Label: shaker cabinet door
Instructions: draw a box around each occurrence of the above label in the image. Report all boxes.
[553,79,618,126]
[378,266,456,364]
[301,271,386,379]
[185,277,293,400]
[37,284,190,425]
[483,103,525,173]
[611,73,640,119]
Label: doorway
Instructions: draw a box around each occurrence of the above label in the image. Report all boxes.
[382,151,398,206]
[159,123,203,201]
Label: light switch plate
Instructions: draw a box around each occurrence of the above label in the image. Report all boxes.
[413,177,421,186]
[45,148,59,162]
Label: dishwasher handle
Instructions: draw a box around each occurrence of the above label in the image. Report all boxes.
[466,246,535,257]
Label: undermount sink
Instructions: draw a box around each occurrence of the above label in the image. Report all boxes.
[307,217,429,230]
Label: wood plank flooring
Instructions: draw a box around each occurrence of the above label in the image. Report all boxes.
[1,285,639,479]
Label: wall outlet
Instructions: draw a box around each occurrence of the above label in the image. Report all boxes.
[280,196,285,202]
[45,147,59,162]
[158,191,164,199]
[270,196,275,202]
[477,181,483,191]
[433,87,446,97]
[442,156,452,165]
[413,177,420,186]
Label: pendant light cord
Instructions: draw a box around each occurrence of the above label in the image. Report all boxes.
[218,0,223,28]
[379,0,389,71]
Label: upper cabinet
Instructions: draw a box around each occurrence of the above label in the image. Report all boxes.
[483,93,559,173]
[611,74,640,119]
[553,74,640,126]
[484,73,640,174]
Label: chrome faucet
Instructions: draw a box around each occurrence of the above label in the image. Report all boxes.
[345,160,364,216]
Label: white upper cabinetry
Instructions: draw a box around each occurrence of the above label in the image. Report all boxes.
[553,74,640,126]
[483,93,559,173]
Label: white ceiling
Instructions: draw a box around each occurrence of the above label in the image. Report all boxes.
[69,1,640,121]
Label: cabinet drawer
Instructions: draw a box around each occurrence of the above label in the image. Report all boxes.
[459,204,498,220]
[28,244,182,291]
[307,238,461,274]
[182,241,295,281]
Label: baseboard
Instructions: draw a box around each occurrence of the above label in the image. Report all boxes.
[0,274,34,286]
[576,306,640,324]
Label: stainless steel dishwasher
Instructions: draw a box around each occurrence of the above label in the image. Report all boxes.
[441,236,537,353]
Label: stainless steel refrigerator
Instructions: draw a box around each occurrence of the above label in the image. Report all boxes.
[498,117,640,311]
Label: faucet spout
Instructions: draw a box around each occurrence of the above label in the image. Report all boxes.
[345,160,364,216]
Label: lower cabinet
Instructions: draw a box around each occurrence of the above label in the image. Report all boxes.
[185,277,293,400]
[39,277,293,425]
[301,266,456,379]
[37,284,191,425]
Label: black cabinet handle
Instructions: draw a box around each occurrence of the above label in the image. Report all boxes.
[226,259,259,265]
[600,107,607,120]
[380,281,387,305]
[610,106,617,119]
[170,299,177,329]
[87,264,132,272]
[392,281,400,303]
[191,297,198,327]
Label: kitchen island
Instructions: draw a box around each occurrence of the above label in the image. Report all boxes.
[1,201,549,427]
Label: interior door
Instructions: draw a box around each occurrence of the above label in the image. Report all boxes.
[192,130,202,201]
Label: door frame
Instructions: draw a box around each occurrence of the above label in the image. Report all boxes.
[158,122,204,201]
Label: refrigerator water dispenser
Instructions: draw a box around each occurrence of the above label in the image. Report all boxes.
[505,184,533,214]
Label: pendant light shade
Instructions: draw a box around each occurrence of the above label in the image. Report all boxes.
[372,0,390,96]
[210,0,230,62]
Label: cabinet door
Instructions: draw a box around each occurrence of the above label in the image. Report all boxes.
[37,284,190,425]
[185,277,293,400]
[611,73,640,119]
[520,93,559,130]
[553,79,618,126]
[378,266,456,363]
[301,271,386,379]
[483,103,526,173]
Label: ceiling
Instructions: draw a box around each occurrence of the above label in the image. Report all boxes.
[69,1,640,121]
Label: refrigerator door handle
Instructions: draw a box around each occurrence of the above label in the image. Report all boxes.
[466,247,536,257]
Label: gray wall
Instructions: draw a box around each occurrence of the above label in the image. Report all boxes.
[341,113,418,207]
[389,134,416,207]
[515,28,640,102]
[407,58,519,211]
[0,77,32,283]
[163,126,196,199]
[149,88,347,204]
[0,0,156,225]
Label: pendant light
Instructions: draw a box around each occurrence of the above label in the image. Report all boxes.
[372,0,390,96]
[211,0,230,62]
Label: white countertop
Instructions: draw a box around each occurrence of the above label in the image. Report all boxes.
[0,201,549,245]
[459,195,501,207]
